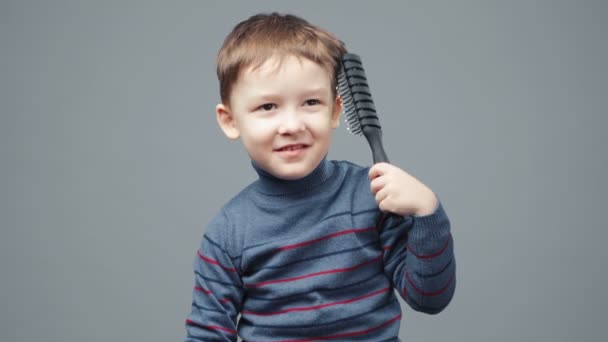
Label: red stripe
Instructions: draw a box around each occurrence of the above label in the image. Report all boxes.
[279,227,376,251]
[407,234,451,260]
[185,319,237,334]
[245,255,382,288]
[279,313,401,341]
[405,271,455,296]
[194,286,212,294]
[197,250,237,272]
[194,286,231,304]
[242,287,389,316]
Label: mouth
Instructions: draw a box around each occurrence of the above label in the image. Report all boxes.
[275,144,309,152]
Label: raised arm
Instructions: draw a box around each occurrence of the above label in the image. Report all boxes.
[368,162,456,313]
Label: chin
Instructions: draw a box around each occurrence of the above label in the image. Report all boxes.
[274,170,310,180]
[272,165,315,180]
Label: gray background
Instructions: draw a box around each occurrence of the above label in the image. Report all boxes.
[2,0,607,341]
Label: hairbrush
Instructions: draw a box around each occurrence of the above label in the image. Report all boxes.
[337,53,389,164]
[338,52,392,227]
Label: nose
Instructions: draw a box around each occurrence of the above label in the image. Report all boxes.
[277,109,305,135]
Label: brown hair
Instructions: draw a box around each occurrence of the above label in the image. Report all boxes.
[216,12,347,105]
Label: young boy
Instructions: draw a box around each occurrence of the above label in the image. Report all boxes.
[185,13,455,341]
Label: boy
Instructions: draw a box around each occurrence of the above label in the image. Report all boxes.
[185,13,455,341]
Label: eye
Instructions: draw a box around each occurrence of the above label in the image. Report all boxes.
[305,99,321,106]
[257,103,277,111]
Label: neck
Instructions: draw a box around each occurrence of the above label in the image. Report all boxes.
[252,158,335,196]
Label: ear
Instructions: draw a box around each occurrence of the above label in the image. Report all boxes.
[216,103,240,140]
[330,95,342,129]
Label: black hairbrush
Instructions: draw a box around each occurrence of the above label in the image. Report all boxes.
[337,53,389,164]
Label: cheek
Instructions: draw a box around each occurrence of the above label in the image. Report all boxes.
[307,118,334,137]
[241,119,277,142]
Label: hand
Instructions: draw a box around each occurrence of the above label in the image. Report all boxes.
[369,162,438,217]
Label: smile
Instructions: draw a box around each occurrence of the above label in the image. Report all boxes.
[275,144,308,152]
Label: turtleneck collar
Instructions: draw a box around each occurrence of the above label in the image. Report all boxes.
[251,157,336,196]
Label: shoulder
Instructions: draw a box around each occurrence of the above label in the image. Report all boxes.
[202,182,257,257]
[332,158,369,171]
[329,159,377,209]
[331,159,371,184]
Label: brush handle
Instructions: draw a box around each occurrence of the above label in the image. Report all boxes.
[363,126,391,230]
[363,125,391,230]
[363,126,389,164]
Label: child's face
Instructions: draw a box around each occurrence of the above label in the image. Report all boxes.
[216,55,341,180]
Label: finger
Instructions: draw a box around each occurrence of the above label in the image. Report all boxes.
[369,176,385,195]
[377,199,390,213]
[375,186,389,206]
[368,162,390,180]
[377,192,392,213]
[368,165,382,180]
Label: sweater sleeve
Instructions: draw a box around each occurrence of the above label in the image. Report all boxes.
[380,200,455,314]
[185,214,244,341]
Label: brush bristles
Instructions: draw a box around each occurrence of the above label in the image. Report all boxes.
[337,68,362,135]
[337,53,379,136]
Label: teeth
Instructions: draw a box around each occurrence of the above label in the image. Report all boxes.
[280,144,303,151]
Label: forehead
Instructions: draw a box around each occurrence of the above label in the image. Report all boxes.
[235,55,332,95]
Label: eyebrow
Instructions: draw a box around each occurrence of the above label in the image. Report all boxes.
[250,87,330,101]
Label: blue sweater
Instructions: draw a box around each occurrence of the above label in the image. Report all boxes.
[185,158,455,341]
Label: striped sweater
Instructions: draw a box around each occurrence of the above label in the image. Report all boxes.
[185,158,456,341]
